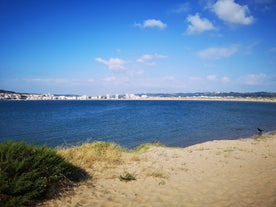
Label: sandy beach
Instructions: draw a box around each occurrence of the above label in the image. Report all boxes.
[40,133,276,207]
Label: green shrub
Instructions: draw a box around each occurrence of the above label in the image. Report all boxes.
[0,141,89,207]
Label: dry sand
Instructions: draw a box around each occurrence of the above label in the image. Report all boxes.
[41,133,276,207]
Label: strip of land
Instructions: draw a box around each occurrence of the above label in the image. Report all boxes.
[40,133,276,207]
[1,89,276,102]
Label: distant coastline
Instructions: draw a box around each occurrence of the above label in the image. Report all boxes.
[1,89,275,102]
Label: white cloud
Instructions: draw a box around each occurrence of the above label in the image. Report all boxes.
[244,40,260,55]
[239,73,268,85]
[103,76,130,86]
[128,69,145,76]
[23,78,96,87]
[221,76,230,83]
[197,46,238,59]
[171,3,190,13]
[134,19,167,29]
[155,54,168,59]
[95,57,127,72]
[136,54,153,63]
[186,13,216,34]
[205,75,231,82]
[212,0,254,25]
[207,75,218,81]
[104,76,116,82]
[136,53,168,65]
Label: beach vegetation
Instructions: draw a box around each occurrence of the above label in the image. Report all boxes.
[148,170,169,179]
[0,141,89,207]
[195,147,210,151]
[57,141,125,170]
[179,167,189,172]
[223,147,235,153]
[179,163,189,172]
[133,143,165,153]
[119,171,136,182]
[130,155,141,162]
[158,180,166,185]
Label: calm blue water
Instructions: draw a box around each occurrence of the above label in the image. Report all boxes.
[0,100,275,148]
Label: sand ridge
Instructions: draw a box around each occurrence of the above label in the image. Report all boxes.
[40,133,276,207]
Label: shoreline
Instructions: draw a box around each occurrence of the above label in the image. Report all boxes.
[118,97,276,102]
[2,97,276,102]
[40,132,276,207]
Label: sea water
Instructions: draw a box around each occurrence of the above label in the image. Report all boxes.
[0,100,275,148]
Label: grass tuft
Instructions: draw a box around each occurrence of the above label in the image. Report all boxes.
[147,167,169,179]
[133,143,165,153]
[57,141,125,170]
[119,171,136,182]
[148,171,168,179]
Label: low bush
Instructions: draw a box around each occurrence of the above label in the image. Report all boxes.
[0,141,89,207]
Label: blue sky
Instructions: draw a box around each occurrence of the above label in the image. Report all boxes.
[0,0,275,95]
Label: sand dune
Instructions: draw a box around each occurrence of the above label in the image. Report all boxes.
[40,133,276,207]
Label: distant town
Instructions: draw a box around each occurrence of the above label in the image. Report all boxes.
[0,90,276,101]
[0,90,144,100]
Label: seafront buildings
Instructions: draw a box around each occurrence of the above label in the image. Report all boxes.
[0,92,141,100]
[1,91,275,101]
